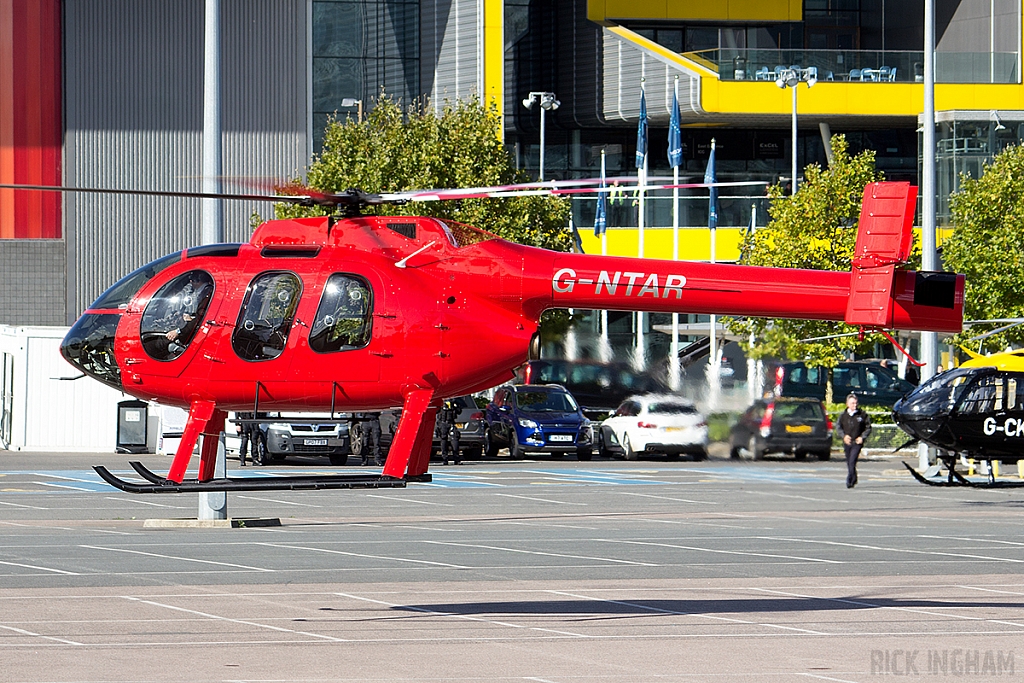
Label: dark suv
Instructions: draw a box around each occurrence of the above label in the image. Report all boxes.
[515,359,669,419]
[729,397,833,460]
[485,384,594,460]
[769,360,914,406]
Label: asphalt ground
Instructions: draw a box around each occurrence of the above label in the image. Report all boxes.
[2,447,1024,682]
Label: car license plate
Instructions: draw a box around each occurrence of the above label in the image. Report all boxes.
[549,434,573,442]
[456,422,467,429]
[785,425,812,434]
[304,438,328,446]
[664,427,685,433]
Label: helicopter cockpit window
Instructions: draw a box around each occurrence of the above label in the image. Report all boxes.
[958,375,1001,415]
[437,219,495,247]
[309,274,373,353]
[140,270,215,361]
[232,272,302,361]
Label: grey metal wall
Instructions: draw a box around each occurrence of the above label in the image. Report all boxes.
[422,0,483,109]
[64,0,308,320]
[601,28,703,126]
[0,241,67,326]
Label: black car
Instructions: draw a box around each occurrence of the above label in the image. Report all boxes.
[514,359,670,419]
[769,360,914,407]
[729,397,833,460]
[349,395,487,460]
[432,395,487,458]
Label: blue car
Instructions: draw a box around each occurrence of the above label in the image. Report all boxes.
[484,384,593,460]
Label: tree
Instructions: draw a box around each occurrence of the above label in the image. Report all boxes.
[944,143,1024,352]
[728,135,889,391]
[274,95,570,251]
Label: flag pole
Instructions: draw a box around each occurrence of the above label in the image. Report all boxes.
[634,77,647,372]
[599,149,610,363]
[706,138,720,410]
[670,76,681,391]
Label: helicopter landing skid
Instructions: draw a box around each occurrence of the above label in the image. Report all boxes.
[94,461,426,494]
[902,461,1024,488]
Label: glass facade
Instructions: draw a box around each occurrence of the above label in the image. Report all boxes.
[312,0,419,151]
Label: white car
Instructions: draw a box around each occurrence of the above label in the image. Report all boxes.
[598,395,708,461]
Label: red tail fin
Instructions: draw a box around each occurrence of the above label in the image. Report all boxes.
[845,182,917,328]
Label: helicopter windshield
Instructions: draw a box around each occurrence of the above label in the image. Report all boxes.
[140,270,215,361]
[309,274,373,353]
[901,367,977,416]
[91,251,183,310]
[232,271,302,361]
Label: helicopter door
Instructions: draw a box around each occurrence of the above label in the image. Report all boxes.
[954,374,1018,455]
[135,269,221,377]
[200,270,305,397]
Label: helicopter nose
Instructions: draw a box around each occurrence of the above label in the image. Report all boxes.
[60,313,123,391]
[892,393,942,443]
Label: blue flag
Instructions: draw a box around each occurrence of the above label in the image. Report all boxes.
[635,89,647,169]
[704,140,718,229]
[594,173,608,237]
[667,91,682,168]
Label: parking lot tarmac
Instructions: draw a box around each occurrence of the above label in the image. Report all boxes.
[2,450,1023,682]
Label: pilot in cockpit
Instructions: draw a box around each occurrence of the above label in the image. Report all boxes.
[163,276,210,353]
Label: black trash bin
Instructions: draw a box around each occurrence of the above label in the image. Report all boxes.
[117,400,150,454]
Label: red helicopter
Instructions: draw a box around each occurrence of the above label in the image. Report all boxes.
[9,179,963,493]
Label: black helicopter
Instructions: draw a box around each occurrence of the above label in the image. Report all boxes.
[896,346,1024,488]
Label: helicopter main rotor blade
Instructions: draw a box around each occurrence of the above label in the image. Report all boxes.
[0,182,292,203]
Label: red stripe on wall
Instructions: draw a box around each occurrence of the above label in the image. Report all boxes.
[0,0,61,239]
[0,1,15,238]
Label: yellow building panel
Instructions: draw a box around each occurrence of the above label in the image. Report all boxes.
[578,227,953,268]
[483,0,503,118]
[580,228,745,263]
[589,0,802,23]
[701,79,1024,117]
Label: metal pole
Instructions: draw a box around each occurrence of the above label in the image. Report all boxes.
[200,0,226,520]
[201,0,223,245]
[919,0,938,470]
[670,76,681,390]
[539,106,546,181]
[791,84,798,195]
[600,150,610,363]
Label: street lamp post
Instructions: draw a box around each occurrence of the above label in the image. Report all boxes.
[775,67,817,194]
[341,97,363,123]
[522,91,560,180]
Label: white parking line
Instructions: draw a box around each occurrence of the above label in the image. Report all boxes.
[364,494,453,506]
[237,495,322,507]
[762,536,1024,564]
[0,501,49,510]
[753,587,1024,629]
[612,491,720,504]
[423,540,658,566]
[80,545,274,572]
[0,623,82,646]
[37,482,95,492]
[123,597,348,642]
[256,542,470,568]
[0,560,79,575]
[334,591,589,638]
[496,493,587,506]
[600,538,843,564]
[104,496,178,508]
